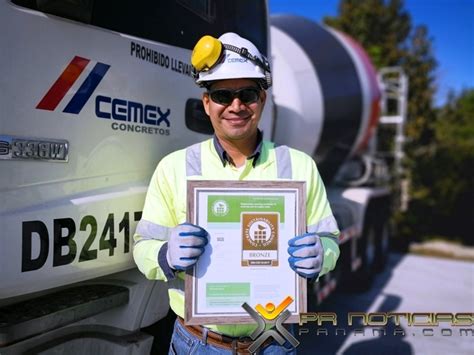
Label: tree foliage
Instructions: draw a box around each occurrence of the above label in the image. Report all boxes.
[324,0,437,143]
[324,0,411,67]
[412,90,474,244]
[325,0,472,245]
[402,25,437,146]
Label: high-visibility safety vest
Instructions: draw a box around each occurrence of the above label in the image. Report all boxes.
[133,138,340,337]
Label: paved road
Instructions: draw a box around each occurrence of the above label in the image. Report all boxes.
[296,253,474,355]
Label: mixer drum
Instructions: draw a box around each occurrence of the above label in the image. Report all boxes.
[271,15,381,183]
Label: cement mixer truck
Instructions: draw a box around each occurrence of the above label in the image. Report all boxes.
[0,0,407,353]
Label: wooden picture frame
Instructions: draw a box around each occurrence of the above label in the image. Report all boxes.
[185,180,307,325]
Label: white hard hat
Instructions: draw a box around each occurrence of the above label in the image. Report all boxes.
[193,32,271,89]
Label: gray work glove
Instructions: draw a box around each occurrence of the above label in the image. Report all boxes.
[166,223,209,271]
[288,232,324,280]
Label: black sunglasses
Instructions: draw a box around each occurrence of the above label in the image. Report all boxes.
[208,87,261,105]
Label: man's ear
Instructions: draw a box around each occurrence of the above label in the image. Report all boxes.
[202,93,210,116]
[260,90,267,105]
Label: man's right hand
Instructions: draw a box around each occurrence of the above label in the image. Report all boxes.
[166,223,209,270]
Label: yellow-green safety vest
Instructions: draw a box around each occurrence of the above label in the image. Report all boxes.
[133,138,340,337]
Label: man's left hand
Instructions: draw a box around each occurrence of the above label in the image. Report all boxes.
[288,232,324,280]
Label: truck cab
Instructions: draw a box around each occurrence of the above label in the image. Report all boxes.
[1,1,273,353]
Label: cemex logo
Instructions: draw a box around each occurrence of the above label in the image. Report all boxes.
[242,296,300,353]
[36,56,109,114]
[36,56,171,131]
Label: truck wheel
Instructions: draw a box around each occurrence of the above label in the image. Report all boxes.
[350,222,377,291]
[375,221,390,271]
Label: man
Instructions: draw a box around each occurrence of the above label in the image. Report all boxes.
[133,32,340,354]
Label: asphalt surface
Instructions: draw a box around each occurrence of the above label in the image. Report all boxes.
[296,253,474,355]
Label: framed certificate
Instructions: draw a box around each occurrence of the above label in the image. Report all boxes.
[185,180,307,325]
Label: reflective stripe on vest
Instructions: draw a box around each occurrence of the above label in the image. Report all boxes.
[185,142,292,179]
[186,142,202,176]
[134,219,171,245]
[308,215,340,244]
[274,145,292,179]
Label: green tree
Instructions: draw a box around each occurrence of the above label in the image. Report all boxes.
[325,1,437,143]
[396,25,439,244]
[325,0,454,246]
[324,0,411,67]
[401,90,474,245]
[402,25,437,147]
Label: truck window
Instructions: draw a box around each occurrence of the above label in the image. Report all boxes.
[11,0,268,55]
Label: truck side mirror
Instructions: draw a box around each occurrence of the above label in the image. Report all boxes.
[185,99,214,135]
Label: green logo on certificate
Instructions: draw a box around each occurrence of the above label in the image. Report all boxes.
[211,199,229,216]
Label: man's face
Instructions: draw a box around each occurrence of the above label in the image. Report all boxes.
[202,78,266,142]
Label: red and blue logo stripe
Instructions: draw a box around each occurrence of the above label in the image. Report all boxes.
[36,56,110,114]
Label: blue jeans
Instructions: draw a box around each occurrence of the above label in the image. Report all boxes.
[168,319,297,354]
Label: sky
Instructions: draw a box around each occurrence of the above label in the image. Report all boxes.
[269,0,474,106]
